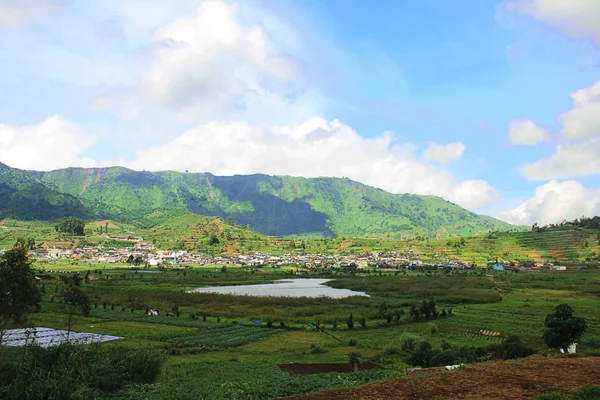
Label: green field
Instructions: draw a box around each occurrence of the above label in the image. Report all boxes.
[6,260,598,399]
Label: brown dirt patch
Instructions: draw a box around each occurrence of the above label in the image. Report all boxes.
[340,240,353,250]
[549,249,565,260]
[284,356,600,400]
[223,239,241,255]
[523,250,543,261]
[88,220,119,229]
[279,362,384,375]
[80,169,93,194]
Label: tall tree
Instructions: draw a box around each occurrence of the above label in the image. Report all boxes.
[55,217,86,236]
[543,304,587,353]
[0,239,41,348]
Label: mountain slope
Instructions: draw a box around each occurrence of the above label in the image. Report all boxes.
[29,165,518,237]
[0,163,93,221]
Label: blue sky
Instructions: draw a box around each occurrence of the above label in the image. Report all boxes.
[0,0,599,225]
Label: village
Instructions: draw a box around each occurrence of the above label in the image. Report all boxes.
[19,240,569,272]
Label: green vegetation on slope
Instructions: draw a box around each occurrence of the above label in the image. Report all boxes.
[0,163,93,221]
[27,165,518,237]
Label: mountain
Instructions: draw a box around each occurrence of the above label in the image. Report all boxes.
[20,165,519,238]
[0,163,93,221]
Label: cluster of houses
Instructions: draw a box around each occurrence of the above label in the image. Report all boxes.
[6,242,574,271]
[23,243,468,269]
[491,262,568,271]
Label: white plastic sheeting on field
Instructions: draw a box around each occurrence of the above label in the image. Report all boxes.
[1,327,123,347]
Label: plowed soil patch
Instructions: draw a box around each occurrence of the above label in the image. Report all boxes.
[284,356,600,400]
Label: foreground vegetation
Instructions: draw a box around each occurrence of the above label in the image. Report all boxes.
[2,239,600,399]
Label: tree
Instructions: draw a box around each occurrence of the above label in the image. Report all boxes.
[543,304,587,353]
[0,239,41,347]
[347,352,362,372]
[55,217,86,236]
[409,303,421,320]
[209,234,220,245]
[347,313,354,329]
[62,285,91,341]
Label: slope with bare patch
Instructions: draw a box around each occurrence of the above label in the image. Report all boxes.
[285,356,600,400]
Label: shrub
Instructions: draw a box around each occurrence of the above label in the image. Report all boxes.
[400,335,418,353]
[572,384,600,400]
[310,344,328,354]
[348,338,358,347]
[382,346,402,356]
[0,343,164,398]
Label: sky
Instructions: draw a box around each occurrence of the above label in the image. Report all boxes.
[0,0,599,226]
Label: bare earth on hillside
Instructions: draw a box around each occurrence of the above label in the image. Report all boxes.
[284,357,600,400]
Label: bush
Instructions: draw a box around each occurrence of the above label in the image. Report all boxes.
[348,338,358,347]
[430,324,439,335]
[400,335,418,353]
[572,384,600,400]
[0,343,165,398]
[310,344,328,354]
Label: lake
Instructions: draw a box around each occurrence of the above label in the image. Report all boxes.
[187,279,369,298]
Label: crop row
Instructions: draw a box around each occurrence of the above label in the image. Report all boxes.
[146,325,282,348]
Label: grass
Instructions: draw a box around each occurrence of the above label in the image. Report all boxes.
[111,360,402,400]
[5,262,600,399]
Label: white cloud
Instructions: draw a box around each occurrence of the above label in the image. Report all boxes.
[0,115,96,170]
[0,0,64,29]
[521,139,600,180]
[127,118,498,210]
[521,80,600,180]
[497,180,600,225]
[422,142,466,164]
[502,0,600,46]
[97,0,308,123]
[0,113,499,210]
[560,80,600,139]
[508,119,549,145]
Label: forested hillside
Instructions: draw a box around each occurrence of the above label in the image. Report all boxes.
[25,165,518,237]
[0,163,94,221]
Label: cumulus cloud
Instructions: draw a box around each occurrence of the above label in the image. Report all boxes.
[502,0,600,46]
[521,139,600,180]
[0,0,65,29]
[521,80,600,180]
[497,180,600,225]
[421,142,466,164]
[127,118,498,210]
[508,119,549,145]
[560,80,600,139]
[0,115,96,170]
[93,0,310,123]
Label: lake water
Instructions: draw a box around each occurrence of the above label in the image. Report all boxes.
[187,279,369,298]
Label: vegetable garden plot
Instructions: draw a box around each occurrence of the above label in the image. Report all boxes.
[146,325,282,348]
[440,324,505,341]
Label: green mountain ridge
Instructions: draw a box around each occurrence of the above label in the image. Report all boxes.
[1,163,520,238]
[0,163,94,221]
